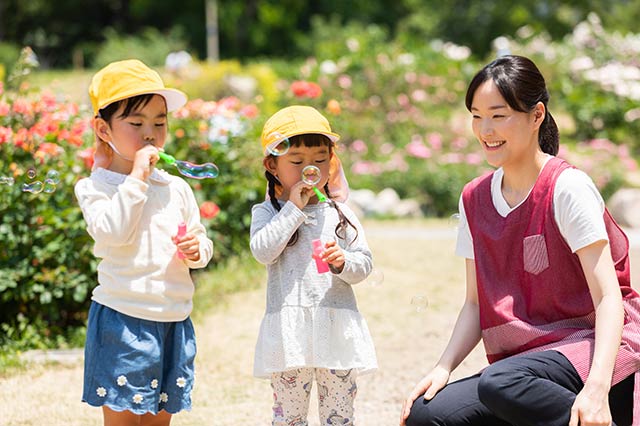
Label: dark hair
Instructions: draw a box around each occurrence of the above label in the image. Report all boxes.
[97,94,158,122]
[265,133,358,246]
[465,55,559,155]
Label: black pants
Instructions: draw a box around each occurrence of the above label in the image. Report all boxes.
[406,350,634,426]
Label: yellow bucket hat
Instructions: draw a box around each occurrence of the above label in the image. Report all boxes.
[89,59,187,115]
[261,105,340,155]
[261,105,349,202]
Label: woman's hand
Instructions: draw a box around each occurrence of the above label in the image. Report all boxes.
[173,231,201,262]
[321,240,345,272]
[400,365,450,425]
[568,382,612,426]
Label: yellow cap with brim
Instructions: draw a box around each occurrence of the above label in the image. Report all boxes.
[261,105,340,155]
[89,59,187,115]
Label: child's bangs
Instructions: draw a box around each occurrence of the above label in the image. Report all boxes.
[289,134,333,149]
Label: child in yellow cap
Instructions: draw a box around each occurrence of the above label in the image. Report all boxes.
[74,59,213,424]
[250,105,378,425]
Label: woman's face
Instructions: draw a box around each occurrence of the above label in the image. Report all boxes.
[470,80,543,169]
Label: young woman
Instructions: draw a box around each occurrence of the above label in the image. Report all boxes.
[401,55,640,426]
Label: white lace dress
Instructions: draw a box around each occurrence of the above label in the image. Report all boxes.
[250,200,378,378]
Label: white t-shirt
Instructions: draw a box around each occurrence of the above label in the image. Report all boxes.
[456,156,607,259]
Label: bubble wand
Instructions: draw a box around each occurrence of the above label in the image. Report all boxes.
[301,165,327,202]
[158,149,219,179]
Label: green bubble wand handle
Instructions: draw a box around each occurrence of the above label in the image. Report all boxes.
[301,165,328,203]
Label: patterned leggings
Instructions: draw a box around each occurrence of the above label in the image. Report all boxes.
[270,367,358,426]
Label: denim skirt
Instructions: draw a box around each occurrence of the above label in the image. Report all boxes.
[82,301,196,415]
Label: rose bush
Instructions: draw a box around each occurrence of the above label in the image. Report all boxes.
[0,50,264,355]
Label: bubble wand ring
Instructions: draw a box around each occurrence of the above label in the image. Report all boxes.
[301,165,327,203]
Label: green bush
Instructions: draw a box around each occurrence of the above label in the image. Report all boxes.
[268,16,639,216]
[92,27,187,69]
[0,80,97,349]
[0,55,264,353]
[0,42,21,81]
[163,59,282,116]
[167,96,264,263]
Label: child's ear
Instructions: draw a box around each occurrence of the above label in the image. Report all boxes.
[263,156,277,175]
[94,117,112,142]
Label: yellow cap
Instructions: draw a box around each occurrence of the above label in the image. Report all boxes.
[260,105,340,155]
[89,59,187,115]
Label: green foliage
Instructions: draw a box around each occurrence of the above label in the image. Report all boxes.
[269,15,638,216]
[166,97,264,264]
[0,42,21,80]
[164,60,281,114]
[0,65,97,350]
[92,27,187,69]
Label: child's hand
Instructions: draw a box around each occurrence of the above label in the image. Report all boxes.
[173,231,201,261]
[289,180,314,210]
[130,144,159,181]
[321,240,345,273]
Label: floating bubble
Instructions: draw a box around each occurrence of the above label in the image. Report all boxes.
[410,295,429,312]
[366,268,384,287]
[301,165,321,185]
[174,160,219,179]
[0,176,15,186]
[43,179,57,193]
[22,181,44,194]
[158,151,219,179]
[448,213,461,228]
[265,132,290,156]
[46,169,61,184]
[27,168,37,179]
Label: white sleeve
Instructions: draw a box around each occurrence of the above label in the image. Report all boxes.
[553,168,607,253]
[74,176,149,246]
[455,194,475,259]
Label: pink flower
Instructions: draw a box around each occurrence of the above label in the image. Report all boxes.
[406,140,431,159]
[290,81,323,98]
[0,126,12,144]
[427,132,443,150]
[77,146,95,170]
[200,201,220,219]
[0,102,8,117]
[240,104,259,119]
[349,139,368,154]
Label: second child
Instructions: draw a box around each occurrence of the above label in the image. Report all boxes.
[250,106,377,425]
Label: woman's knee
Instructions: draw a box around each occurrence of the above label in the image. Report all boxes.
[405,396,443,426]
[477,363,516,409]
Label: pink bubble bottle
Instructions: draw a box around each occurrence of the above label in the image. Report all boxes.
[311,239,329,273]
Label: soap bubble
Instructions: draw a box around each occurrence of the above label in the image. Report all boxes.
[0,176,15,186]
[46,169,61,184]
[366,268,384,287]
[27,168,37,179]
[410,295,429,312]
[22,181,44,194]
[43,179,57,193]
[448,213,461,228]
[265,132,290,156]
[301,165,321,185]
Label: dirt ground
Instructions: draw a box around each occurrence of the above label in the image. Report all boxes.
[1,222,639,426]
